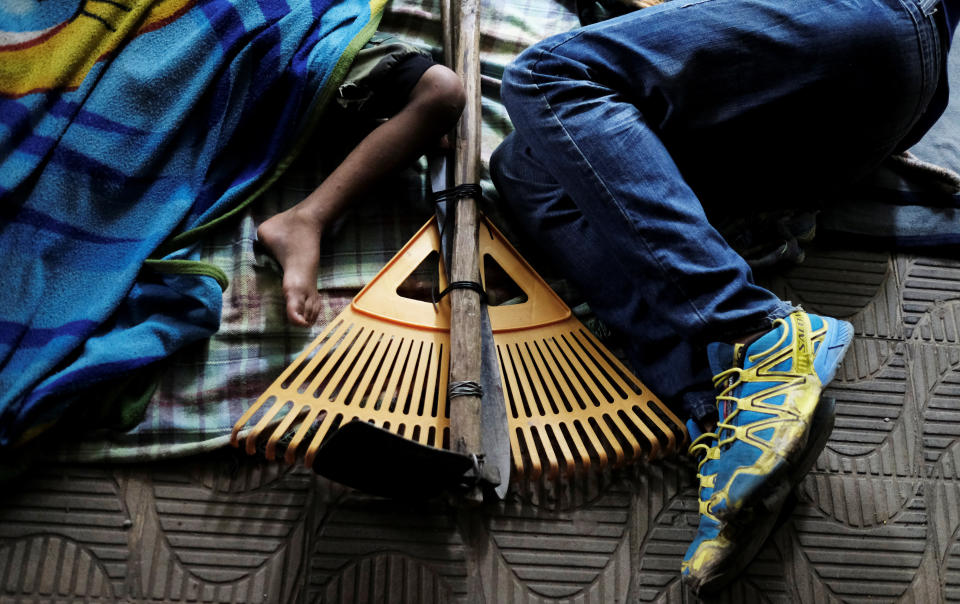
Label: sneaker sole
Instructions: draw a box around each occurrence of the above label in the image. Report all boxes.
[760,394,837,512]
[814,317,854,388]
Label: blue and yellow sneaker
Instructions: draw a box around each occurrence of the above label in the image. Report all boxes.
[681,396,837,594]
[700,310,852,521]
[681,310,852,593]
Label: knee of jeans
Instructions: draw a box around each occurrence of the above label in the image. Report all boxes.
[503,41,591,105]
[501,59,532,114]
[502,41,570,98]
[505,42,542,78]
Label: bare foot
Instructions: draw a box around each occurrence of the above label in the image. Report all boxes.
[257,208,324,326]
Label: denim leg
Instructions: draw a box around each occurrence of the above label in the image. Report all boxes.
[499,0,940,348]
[491,132,716,422]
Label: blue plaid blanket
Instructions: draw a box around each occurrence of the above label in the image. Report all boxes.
[0,0,385,447]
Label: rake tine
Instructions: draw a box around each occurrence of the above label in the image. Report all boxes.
[265,401,308,461]
[624,410,659,460]
[303,414,340,468]
[569,329,626,397]
[407,342,431,417]
[545,336,592,411]
[497,344,524,420]
[231,330,341,450]
[425,341,443,419]
[331,329,382,405]
[522,425,543,481]
[286,320,347,395]
[344,333,391,409]
[530,339,576,414]
[547,422,577,478]
[575,327,676,457]
[590,415,622,467]
[230,391,274,452]
[565,420,593,474]
[538,425,562,480]
[506,344,536,418]
[381,337,413,414]
[560,332,613,405]
[436,338,451,418]
[242,395,292,456]
[561,421,590,476]
[515,342,548,417]
[563,419,593,474]
[362,336,401,411]
[312,327,370,401]
[395,340,423,415]
[606,411,643,463]
[579,416,610,468]
[525,341,565,415]
[284,403,329,464]
[637,397,680,452]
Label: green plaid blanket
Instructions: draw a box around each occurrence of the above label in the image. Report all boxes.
[52,0,581,463]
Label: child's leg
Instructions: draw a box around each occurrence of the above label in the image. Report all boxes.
[258,63,465,326]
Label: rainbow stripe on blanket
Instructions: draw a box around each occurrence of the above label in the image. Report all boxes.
[0,0,385,447]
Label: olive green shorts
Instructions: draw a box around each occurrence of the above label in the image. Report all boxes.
[336,32,437,119]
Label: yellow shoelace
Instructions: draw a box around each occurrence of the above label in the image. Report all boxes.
[710,317,790,450]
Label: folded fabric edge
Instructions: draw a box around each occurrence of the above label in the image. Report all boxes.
[143,258,229,291]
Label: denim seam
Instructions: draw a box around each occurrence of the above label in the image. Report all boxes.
[764,304,793,324]
[524,40,714,336]
[677,0,719,9]
[895,0,941,136]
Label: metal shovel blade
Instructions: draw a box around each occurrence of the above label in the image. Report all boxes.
[311,420,477,500]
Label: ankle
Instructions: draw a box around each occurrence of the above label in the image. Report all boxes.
[282,203,327,234]
[728,328,768,347]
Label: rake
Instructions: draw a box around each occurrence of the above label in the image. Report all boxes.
[230,215,685,489]
[230,0,686,498]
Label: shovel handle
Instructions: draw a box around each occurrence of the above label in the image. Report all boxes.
[448,0,483,459]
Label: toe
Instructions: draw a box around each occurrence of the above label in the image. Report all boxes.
[286,293,309,327]
[307,293,322,325]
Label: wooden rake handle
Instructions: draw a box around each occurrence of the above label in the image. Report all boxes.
[447,0,484,461]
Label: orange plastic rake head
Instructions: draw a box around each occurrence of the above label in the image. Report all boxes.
[230,217,686,490]
[231,220,454,469]
[478,220,686,480]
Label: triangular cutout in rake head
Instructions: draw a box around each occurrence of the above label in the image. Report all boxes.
[478,218,687,480]
[231,217,686,494]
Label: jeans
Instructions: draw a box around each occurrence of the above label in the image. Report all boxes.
[491,0,945,423]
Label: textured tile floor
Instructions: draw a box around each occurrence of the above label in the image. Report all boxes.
[3,244,960,603]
